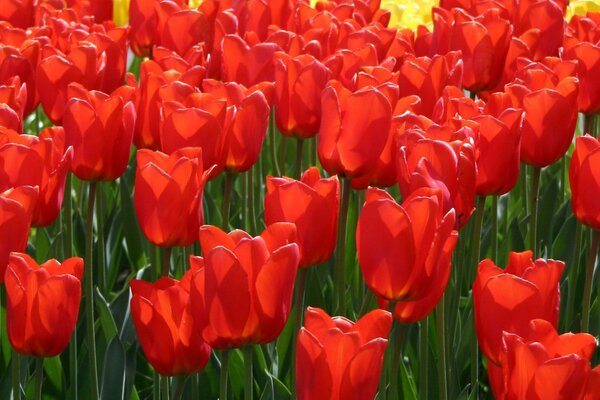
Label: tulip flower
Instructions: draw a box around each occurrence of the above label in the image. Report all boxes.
[0,127,72,227]
[0,42,40,116]
[570,135,600,230]
[296,307,392,400]
[190,223,300,348]
[130,276,212,376]
[265,167,340,267]
[506,65,579,168]
[397,52,463,118]
[494,319,596,399]
[564,12,600,114]
[63,83,136,181]
[0,76,26,133]
[5,253,83,357]
[274,53,332,139]
[473,251,565,365]
[397,127,477,229]
[221,35,280,87]
[0,0,34,29]
[473,93,524,196]
[318,80,392,179]
[513,0,565,60]
[357,187,458,304]
[134,147,211,248]
[0,186,38,283]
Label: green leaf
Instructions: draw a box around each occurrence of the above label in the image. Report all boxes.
[95,288,118,342]
[101,337,126,400]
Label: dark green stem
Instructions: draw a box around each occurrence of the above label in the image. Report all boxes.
[419,318,428,400]
[243,346,253,400]
[529,167,541,256]
[222,172,234,230]
[35,358,43,400]
[85,181,99,400]
[585,114,596,138]
[172,376,186,400]
[63,173,77,400]
[162,247,172,277]
[335,177,351,315]
[161,375,169,400]
[247,167,257,234]
[565,223,583,331]
[291,268,308,394]
[389,322,406,400]
[279,136,287,176]
[269,109,281,176]
[220,350,229,400]
[294,139,304,179]
[582,229,600,332]
[436,296,448,400]
[12,349,20,400]
[153,372,160,400]
[470,196,485,397]
[491,196,498,261]
[96,184,106,294]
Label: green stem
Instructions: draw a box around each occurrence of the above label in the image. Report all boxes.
[389,322,406,400]
[172,376,186,400]
[85,181,99,400]
[152,245,160,282]
[565,223,583,331]
[419,318,428,400]
[529,167,541,256]
[162,247,172,277]
[491,196,498,262]
[247,167,257,235]
[469,196,485,397]
[436,296,448,400]
[585,114,596,138]
[69,329,77,400]
[582,229,600,332]
[294,139,304,179]
[191,374,199,400]
[269,109,281,176]
[243,346,253,400]
[292,268,308,394]
[520,163,528,216]
[96,184,106,294]
[35,358,43,400]
[12,349,20,400]
[502,194,510,266]
[222,172,234,230]
[310,136,317,167]
[335,177,351,315]
[153,372,160,400]
[560,156,566,205]
[161,375,169,400]
[64,173,77,400]
[220,350,229,400]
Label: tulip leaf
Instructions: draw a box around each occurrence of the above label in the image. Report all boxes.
[119,172,146,269]
[95,288,118,342]
[43,356,63,395]
[101,337,126,400]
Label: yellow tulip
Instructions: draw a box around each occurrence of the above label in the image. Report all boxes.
[567,0,600,19]
[113,0,130,26]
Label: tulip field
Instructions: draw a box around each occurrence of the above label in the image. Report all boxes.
[3,0,600,399]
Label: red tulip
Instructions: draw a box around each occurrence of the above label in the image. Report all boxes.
[318,80,392,178]
[160,91,227,177]
[0,186,38,283]
[473,93,523,196]
[495,319,596,400]
[130,276,211,376]
[5,253,83,357]
[397,52,463,118]
[296,307,392,400]
[159,8,210,57]
[274,53,332,139]
[85,27,129,94]
[221,34,279,87]
[63,83,136,181]
[0,127,72,227]
[569,135,600,230]
[513,0,565,60]
[473,251,564,365]
[190,223,300,348]
[357,187,458,305]
[135,147,210,248]
[396,126,477,229]
[265,167,340,268]
[0,41,40,116]
[0,0,34,29]
[506,65,578,168]
[564,13,600,115]
[0,76,26,133]
[213,82,271,173]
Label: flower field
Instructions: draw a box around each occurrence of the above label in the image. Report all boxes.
[1,0,600,399]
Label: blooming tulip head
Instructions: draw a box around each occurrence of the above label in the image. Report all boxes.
[494,319,597,399]
[130,276,212,376]
[63,83,136,181]
[473,251,565,365]
[0,127,72,227]
[318,80,393,178]
[274,52,332,138]
[190,223,300,348]
[135,147,211,248]
[296,307,392,400]
[357,187,458,304]
[569,135,600,230]
[265,167,340,268]
[0,185,38,283]
[5,253,83,357]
